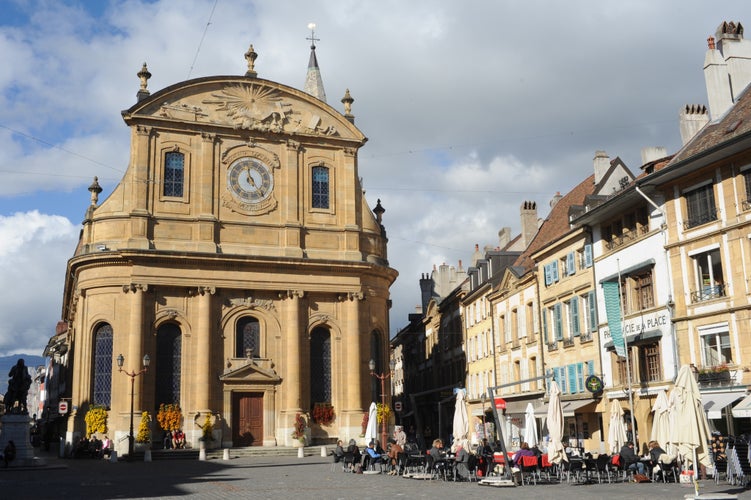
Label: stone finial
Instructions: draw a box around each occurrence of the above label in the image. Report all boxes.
[136,63,151,102]
[373,198,385,223]
[341,88,354,119]
[245,44,258,77]
[88,176,102,206]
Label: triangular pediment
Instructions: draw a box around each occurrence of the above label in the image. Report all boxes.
[122,76,365,143]
[219,359,281,384]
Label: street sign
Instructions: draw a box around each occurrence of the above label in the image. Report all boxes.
[58,401,69,414]
[394,401,402,412]
[494,397,506,410]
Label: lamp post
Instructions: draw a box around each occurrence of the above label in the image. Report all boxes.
[117,353,150,460]
[369,358,395,447]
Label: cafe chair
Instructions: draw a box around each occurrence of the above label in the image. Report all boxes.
[342,451,357,472]
[519,455,540,485]
[594,454,612,483]
[561,457,584,483]
[610,454,627,482]
[540,453,555,481]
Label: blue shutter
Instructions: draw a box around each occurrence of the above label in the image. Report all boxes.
[576,363,584,393]
[588,291,597,332]
[584,244,593,267]
[544,263,551,286]
[587,360,595,377]
[568,365,577,394]
[567,251,576,276]
[571,297,580,336]
[552,261,559,282]
[554,303,563,340]
[542,308,549,344]
[558,368,567,393]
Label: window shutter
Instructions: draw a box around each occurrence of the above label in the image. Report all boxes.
[542,309,549,344]
[588,291,597,332]
[576,363,584,393]
[554,303,563,340]
[552,261,559,282]
[587,360,595,376]
[544,263,551,286]
[567,252,576,275]
[584,244,593,267]
[568,365,577,394]
[571,297,580,336]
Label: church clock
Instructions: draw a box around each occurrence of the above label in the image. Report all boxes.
[227,157,274,204]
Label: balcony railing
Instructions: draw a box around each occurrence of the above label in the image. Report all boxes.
[697,370,734,388]
[690,284,726,303]
[547,341,558,351]
[563,338,575,348]
[683,208,719,230]
[604,225,649,251]
[580,331,593,342]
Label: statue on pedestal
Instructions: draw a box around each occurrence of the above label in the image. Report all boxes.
[4,359,32,415]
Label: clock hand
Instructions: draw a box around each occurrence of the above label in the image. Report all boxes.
[246,168,258,189]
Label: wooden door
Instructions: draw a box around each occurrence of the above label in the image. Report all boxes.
[233,392,263,446]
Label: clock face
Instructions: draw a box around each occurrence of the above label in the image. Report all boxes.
[227,157,274,203]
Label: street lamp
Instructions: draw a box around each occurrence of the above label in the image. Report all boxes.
[369,358,395,447]
[117,353,150,460]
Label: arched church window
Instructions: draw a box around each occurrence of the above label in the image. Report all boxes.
[312,166,329,209]
[164,151,184,197]
[155,323,181,407]
[235,317,260,358]
[92,323,113,407]
[310,327,331,403]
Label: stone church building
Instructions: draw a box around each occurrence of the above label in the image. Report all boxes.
[57,42,396,453]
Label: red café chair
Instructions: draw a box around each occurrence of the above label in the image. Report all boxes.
[540,454,554,481]
[610,453,627,482]
[519,455,540,485]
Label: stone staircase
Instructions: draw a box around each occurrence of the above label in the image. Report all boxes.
[127,445,335,461]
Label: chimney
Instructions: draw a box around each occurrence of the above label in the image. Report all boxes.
[640,146,667,166]
[679,104,709,144]
[419,273,434,313]
[520,200,538,249]
[704,35,734,120]
[716,22,751,103]
[550,192,563,208]
[593,150,610,185]
[497,227,511,249]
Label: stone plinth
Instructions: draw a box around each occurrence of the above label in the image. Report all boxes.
[1,414,44,467]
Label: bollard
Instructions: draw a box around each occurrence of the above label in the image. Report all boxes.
[297,446,304,458]
[110,450,118,463]
[320,446,327,457]
[144,449,152,462]
[223,448,230,460]
[199,448,206,461]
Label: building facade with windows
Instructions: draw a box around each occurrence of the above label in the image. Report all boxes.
[53,45,396,454]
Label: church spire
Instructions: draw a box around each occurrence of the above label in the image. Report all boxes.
[303,23,327,103]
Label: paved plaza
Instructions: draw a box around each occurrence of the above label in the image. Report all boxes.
[0,450,748,499]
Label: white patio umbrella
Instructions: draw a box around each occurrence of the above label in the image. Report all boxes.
[670,365,712,480]
[523,402,538,448]
[650,389,675,456]
[452,388,469,442]
[546,380,567,464]
[365,402,378,444]
[607,399,627,454]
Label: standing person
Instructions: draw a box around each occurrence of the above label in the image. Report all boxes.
[619,442,646,475]
[3,440,16,467]
[394,426,407,447]
[452,439,472,481]
[100,435,112,459]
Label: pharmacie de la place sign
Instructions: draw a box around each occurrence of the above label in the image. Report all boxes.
[600,308,670,342]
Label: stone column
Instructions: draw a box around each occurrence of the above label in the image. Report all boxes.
[123,283,147,411]
[345,292,364,411]
[194,285,215,411]
[282,290,304,411]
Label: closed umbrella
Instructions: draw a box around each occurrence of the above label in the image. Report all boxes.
[608,399,627,454]
[523,402,538,448]
[546,380,567,464]
[670,365,712,481]
[650,389,675,456]
[365,402,378,444]
[452,388,469,442]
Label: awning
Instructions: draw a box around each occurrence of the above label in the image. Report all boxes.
[534,399,596,417]
[502,400,533,415]
[604,329,662,349]
[732,394,751,418]
[702,391,745,419]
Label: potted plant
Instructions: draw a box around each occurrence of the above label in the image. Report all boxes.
[291,412,308,446]
[156,403,183,432]
[84,405,108,437]
[698,364,731,384]
[312,403,335,426]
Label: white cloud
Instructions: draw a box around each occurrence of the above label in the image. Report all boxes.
[0,211,78,356]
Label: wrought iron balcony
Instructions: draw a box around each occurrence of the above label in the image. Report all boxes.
[683,209,719,230]
[690,284,726,303]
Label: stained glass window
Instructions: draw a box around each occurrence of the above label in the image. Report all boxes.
[92,323,113,407]
[164,152,184,197]
[156,323,181,407]
[312,166,329,209]
[236,317,260,358]
[310,327,331,403]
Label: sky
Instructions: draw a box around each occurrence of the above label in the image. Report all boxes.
[1,0,750,356]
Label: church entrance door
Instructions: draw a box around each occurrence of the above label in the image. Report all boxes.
[233,392,263,446]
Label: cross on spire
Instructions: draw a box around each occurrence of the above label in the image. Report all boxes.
[307,22,319,49]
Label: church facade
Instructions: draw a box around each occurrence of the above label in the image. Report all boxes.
[57,45,396,453]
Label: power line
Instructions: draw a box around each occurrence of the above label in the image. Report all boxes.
[187,0,219,80]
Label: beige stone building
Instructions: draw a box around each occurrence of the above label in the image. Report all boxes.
[56,44,396,454]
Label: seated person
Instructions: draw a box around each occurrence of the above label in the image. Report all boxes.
[333,440,345,463]
[429,438,445,460]
[619,442,646,475]
[100,435,112,458]
[452,439,471,480]
[346,439,361,469]
[362,441,384,470]
[512,442,535,466]
[2,440,16,467]
[386,438,403,475]
[172,430,186,449]
[163,431,172,450]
